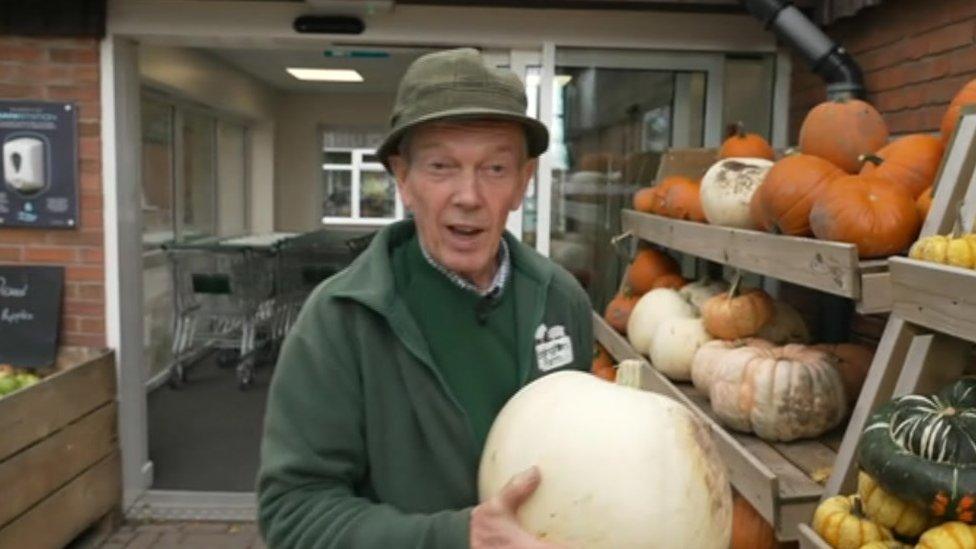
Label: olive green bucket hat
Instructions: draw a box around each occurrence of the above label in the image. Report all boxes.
[377,48,549,170]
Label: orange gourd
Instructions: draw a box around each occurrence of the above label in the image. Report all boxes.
[633,187,656,213]
[799,99,889,173]
[701,281,775,341]
[940,78,976,144]
[604,292,639,334]
[859,134,944,199]
[627,248,680,295]
[731,493,780,549]
[719,122,775,161]
[591,346,616,381]
[661,178,706,222]
[815,343,874,405]
[917,186,934,220]
[750,153,844,236]
[651,176,695,215]
[809,175,921,258]
[651,273,688,290]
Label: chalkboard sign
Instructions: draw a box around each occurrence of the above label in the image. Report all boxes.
[0,100,79,229]
[0,265,63,369]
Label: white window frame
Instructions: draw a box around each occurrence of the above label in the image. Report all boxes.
[321,146,404,226]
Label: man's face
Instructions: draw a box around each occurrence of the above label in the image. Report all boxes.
[390,120,536,287]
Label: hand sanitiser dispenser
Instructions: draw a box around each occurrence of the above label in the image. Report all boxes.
[3,136,46,194]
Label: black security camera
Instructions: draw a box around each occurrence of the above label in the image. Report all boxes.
[293,15,365,35]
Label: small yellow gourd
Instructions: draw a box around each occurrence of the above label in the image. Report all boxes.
[916,521,976,549]
[857,471,930,538]
[858,541,911,549]
[909,234,976,269]
[813,495,893,549]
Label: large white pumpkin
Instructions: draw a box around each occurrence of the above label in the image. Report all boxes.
[650,317,713,381]
[678,277,729,313]
[626,288,696,357]
[479,371,732,549]
[700,157,773,228]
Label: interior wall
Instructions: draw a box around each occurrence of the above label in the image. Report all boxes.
[273,91,392,232]
[138,44,277,232]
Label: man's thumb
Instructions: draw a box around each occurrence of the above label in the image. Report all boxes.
[497,466,542,512]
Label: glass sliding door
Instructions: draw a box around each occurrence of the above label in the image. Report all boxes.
[546,48,723,312]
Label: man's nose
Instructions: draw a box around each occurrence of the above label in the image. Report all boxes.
[451,168,482,209]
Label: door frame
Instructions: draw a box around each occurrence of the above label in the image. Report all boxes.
[103,0,784,517]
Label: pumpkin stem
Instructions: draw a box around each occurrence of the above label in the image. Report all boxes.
[734,121,745,138]
[728,270,743,299]
[860,154,883,167]
[952,203,965,239]
[942,406,958,417]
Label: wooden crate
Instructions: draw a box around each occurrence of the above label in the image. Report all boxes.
[594,313,836,542]
[0,347,120,549]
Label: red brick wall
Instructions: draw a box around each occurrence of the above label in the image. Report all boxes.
[790,0,976,140]
[0,37,105,349]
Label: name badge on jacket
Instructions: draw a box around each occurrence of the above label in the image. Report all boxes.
[534,323,573,372]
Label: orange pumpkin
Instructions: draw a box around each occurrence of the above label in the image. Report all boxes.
[592,346,616,381]
[702,288,775,340]
[917,186,934,220]
[809,175,922,258]
[651,176,695,215]
[815,343,874,405]
[731,493,780,549]
[859,134,944,199]
[627,247,680,294]
[604,292,639,334]
[799,99,889,173]
[940,78,976,144]
[719,122,775,161]
[633,187,656,213]
[661,178,706,222]
[651,273,688,290]
[750,153,844,236]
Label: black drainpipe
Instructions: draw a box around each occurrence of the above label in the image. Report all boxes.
[742,0,866,100]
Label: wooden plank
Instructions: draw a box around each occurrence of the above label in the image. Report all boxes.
[824,317,920,497]
[892,333,970,398]
[855,270,892,315]
[798,523,833,549]
[890,257,976,344]
[773,439,837,486]
[0,402,117,528]
[0,451,121,549]
[924,110,976,236]
[0,351,115,462]
[621,209,862,299]
[779,499,822,542]
[654,147,717,181]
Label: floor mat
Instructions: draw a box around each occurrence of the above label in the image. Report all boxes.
[148,353,272,492]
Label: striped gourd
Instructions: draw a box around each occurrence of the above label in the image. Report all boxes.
[858,377,976,523]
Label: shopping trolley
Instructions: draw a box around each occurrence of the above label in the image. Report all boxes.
[164,233,293,390]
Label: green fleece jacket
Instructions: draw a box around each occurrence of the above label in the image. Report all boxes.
[257,220,593,549]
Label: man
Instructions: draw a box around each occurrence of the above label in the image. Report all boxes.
[257,48,593,548]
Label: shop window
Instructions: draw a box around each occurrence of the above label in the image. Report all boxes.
[321,147,403,225]
[141,97,176,247]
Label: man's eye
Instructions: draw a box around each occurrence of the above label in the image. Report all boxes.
[487,164,508,175]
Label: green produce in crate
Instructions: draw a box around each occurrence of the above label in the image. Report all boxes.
[859,377,976,523]
[0,375,18,396]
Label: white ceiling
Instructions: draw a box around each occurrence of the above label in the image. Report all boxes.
[207,45,436,93]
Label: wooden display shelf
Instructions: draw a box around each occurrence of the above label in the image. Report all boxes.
[620,209,892,314]
[890,256,976,344]
[594,313,838,542]
[0,347,120,549]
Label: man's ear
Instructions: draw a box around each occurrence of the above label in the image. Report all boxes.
[510,157,537,211]
[389,155,414,210]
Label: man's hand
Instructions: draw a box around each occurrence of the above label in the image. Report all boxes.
[470,466,566,549]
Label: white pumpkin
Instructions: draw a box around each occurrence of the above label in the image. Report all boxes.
[650,317,713,381]
[690,339,774,395]
[479,370,732,549]
[678,277,729,313]
[708,343,847,441]
[700,157,773,228]
[626,288,696,357]
[757,300,811,344]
